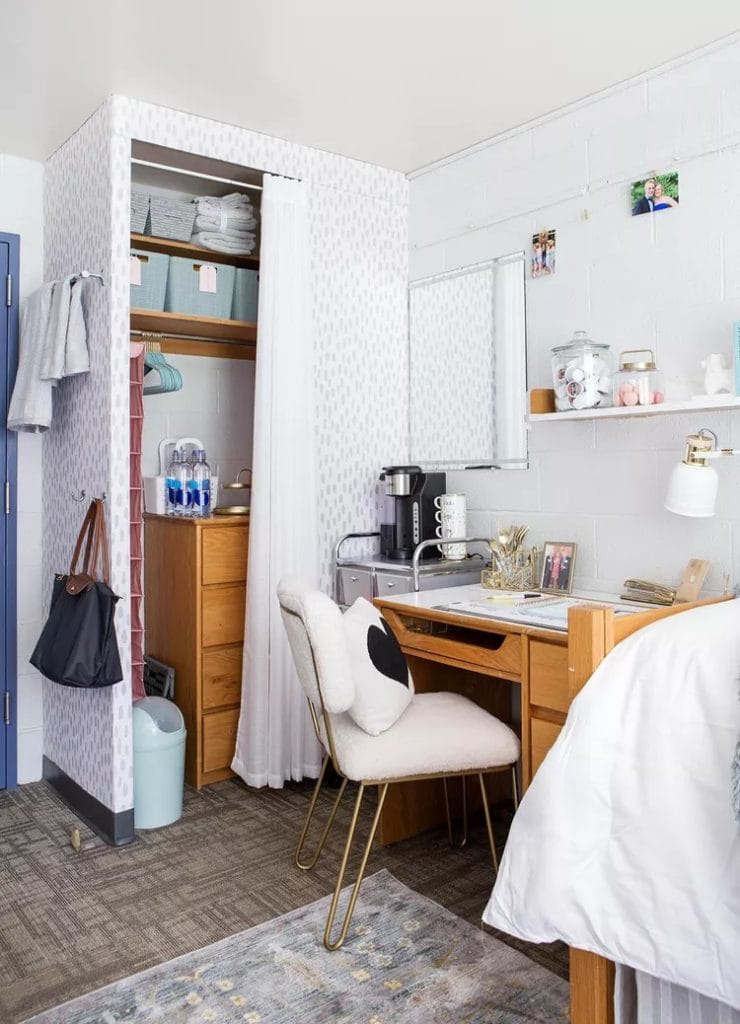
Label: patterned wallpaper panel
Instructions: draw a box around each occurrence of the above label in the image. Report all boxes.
[42,96,409,812]
[43,104,134,812]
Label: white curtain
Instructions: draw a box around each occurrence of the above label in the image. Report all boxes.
[615,966,740,1024]
[231,174,322,788]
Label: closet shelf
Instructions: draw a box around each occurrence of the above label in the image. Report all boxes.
[130,233,259,270]
[131,309,257,345]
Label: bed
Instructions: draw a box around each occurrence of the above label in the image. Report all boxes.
[483,599,740,1021]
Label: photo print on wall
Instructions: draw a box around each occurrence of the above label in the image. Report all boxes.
[531,229,556,277]
[631,171,679,216]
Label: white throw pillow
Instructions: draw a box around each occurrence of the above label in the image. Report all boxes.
[343,597,414,735]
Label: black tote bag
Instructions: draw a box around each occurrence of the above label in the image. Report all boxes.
[31,499,123,688]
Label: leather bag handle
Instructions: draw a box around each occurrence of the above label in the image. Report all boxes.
[69,501,99,577]
[67,499,111,592]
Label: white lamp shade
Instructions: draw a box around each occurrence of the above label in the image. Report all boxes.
[664,460,718,517]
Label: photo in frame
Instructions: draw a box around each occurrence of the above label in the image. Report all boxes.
[630,171,679,216]
[539,541,577,594]
[531,228,556,277]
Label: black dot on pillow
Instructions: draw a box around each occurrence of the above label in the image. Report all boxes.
[366,618,409,688]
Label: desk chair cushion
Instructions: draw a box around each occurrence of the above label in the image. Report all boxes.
[343,598,415,735]
[321,691,520,783]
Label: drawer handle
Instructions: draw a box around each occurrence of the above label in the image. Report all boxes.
[386,581,395,588]
[350,575,358,582]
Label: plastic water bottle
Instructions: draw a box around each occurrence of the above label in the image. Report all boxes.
[175,454,193,516]
[192,450,211,517]
[165,449,181,516]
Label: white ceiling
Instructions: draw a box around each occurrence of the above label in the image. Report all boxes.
[2,1,739,173]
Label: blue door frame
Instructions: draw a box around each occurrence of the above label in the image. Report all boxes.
[0,233,19,789]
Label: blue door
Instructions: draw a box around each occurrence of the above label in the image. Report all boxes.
[0,233,19,789]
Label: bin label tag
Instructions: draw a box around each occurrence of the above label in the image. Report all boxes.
[199,265,217,294]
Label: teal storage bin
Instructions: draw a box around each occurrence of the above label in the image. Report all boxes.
[232,268,259,322]
[131,189,150,233]
[130,249,169,311]
[165,256,235,319]
[132,697,186,829]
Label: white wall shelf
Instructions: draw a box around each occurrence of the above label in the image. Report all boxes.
[528,395,740,423]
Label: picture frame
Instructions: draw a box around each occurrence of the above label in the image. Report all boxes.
[538,541,577,595]
[630,171,679,217]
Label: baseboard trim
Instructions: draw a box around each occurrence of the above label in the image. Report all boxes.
[43,756,134,847]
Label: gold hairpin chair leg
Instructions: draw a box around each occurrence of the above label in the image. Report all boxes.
[478,773,500,874]
[323,781,390,951]
[295,755,348,872]
[442,775,468,849]
[476,765,517,876]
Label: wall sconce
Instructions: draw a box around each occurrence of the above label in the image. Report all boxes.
[664,429,739,517]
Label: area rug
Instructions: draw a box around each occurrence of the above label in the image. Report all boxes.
[25,869,568,1023]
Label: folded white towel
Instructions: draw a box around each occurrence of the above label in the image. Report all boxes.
[194,212,257,235]
[190,231,257,255]
[194,192,254,213]
[7,283,55,432]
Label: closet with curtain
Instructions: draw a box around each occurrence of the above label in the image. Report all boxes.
[41,96,405,843]
[130,143,260,788]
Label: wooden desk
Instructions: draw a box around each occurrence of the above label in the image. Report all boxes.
[375,586,729,1024]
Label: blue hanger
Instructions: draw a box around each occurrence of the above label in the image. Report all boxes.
[143,350,182,395]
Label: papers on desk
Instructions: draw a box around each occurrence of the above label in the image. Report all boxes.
[435,596,641,631]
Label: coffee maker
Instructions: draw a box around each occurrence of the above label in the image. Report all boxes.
[379,466,446,561]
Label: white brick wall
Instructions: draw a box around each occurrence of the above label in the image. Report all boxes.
[0,154,44,782]
[409,36,740,598]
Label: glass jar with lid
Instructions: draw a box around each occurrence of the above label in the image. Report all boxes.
[551,331,612,411]
[613,350,664,407]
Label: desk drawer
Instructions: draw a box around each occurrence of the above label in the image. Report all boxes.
[202,708,240,773]
[399,621,522,679]
[529,640,569,713]
[531,717,562,777]
[202,526,248,585]
[202,585,246,647]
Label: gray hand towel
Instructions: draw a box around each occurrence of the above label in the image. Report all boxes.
[7,283,55,433]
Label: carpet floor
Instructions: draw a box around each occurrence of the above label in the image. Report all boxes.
[0,778,567,1023]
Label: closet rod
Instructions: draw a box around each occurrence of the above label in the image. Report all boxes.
[131,158,262,193]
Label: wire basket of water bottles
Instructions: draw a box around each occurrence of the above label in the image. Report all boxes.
[481,525,538,590]
[143,437,218,518]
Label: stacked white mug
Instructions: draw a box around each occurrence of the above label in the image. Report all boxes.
[434,493,467,560]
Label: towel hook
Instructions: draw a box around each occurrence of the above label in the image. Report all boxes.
[71,489,107,502]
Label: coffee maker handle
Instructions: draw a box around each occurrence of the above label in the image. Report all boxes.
[411,538,487,593]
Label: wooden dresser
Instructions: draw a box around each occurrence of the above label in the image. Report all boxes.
[144,513,249,788]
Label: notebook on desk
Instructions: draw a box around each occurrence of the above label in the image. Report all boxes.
[434,595,641,631]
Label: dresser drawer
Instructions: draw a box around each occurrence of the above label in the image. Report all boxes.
[529,640,569,713]
[530,717,562,778]
[202,647,242,709]
[339,567,373,605]
[202,708,240,773]
[375,572,412,597]
[202,585,246,647]
[202,526,248,585]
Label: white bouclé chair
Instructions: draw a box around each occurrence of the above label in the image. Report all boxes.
[277,576,521,950]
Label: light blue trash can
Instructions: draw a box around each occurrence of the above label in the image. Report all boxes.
[132,697,186,829]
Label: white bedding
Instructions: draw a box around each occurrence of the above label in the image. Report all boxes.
[483,600,740,1010]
